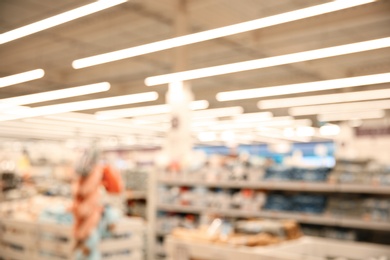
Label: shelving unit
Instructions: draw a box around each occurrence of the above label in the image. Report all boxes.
[149,169,390,259]
[158,178,390,194]
[156,204,390,231]
[165,236,390,260]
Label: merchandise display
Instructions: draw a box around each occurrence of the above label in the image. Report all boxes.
[0,196,145,260]
[171,218,301,246]
[150,154,390,258]
[165,236,390,260]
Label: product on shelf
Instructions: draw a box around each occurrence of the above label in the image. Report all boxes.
[301,225,357,241]
[0,196,145,260]
[264,193,327,214]
[171,218,302,246]
[328,158,390,186]
[264,166,331,182]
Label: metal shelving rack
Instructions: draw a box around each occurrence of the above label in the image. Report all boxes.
[148,171,390,259]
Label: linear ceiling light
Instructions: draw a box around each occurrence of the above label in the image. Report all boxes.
[0,92,158,122]
[72,0,375,69]
[218,73,390,102]
[0,69,44,88]
[95,100,209,120]
[38,115,167,134]
[193,106,243,119]
[289,99,390,116]
[257,127,311,143]
[0,0,127,44]
[233,112,273,123]
[318,110,385,122]
[23,117,165,135]
[258,87,390,109]
[319,124,341,136]
[0,82,110,109]
[258,118,312,128]
[145,37,390,86]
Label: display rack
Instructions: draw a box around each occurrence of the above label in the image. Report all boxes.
[158,178,390,194]
[149,167,390,259]
[165,236,390,260]
[0,211,145,260]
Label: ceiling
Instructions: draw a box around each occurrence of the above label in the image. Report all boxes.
[0,0,389,143]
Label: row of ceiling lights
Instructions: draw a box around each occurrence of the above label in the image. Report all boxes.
[0,0,389,142]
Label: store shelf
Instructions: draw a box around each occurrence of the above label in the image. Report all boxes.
[165,236,390,260]
[157,204,390,231]
[339,184,390,194]
[126,190,147,200]
[158,179,390,194]
[339,218,390,231]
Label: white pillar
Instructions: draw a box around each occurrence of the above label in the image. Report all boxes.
[163,0,193,170]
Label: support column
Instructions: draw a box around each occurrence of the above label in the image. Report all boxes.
[164,0,193,170]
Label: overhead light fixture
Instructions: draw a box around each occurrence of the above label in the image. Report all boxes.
[283,128,295,138]
[31,115,167,134]
[95,100,209,120]
[221,131,236,142]
[296,126,316,137]
[258,118,311,128]
[289,99,390,116]
[0,0,127,44]
[257,127,310,143]
[191,119,218,127]
[145,37,390,86]
[0,69,44,88]
[320,124,341,136]
[233,112,273,123]
[318,110,385,122]
[197,132,217,142]
[0,92,158,122]
[193,106,244,119]
[0,82,110,109]
[72,0,375,69]
[258,87,390,109]
[216,73,390,101]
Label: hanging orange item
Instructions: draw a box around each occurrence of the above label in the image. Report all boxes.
[102,165,123,194]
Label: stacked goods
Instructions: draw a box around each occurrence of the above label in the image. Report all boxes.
[0,196,145,260]
[171,218,301,247]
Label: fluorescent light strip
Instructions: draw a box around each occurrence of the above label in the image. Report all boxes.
[95,100,209,120]
[145,37,390,86]
[0,0,127,44]
[19,119,164,137]
[0,69,44,88]
[319,124,341,136]
[122,106,243,124]
[318,110,385,122]
[23,116,164,135]
[258,88,390,109]
[233,112,273,123]
[42,113,167,133]
[218,73,390,102]
[289,99,390,116]
[0,92,158,122]
[258,118,311,128]
[192,117,311,132]
[0,82,110,109]
[0,125,75,138]
[193,106,243,119]
[72,0,375,69]
[256,127,310,143]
